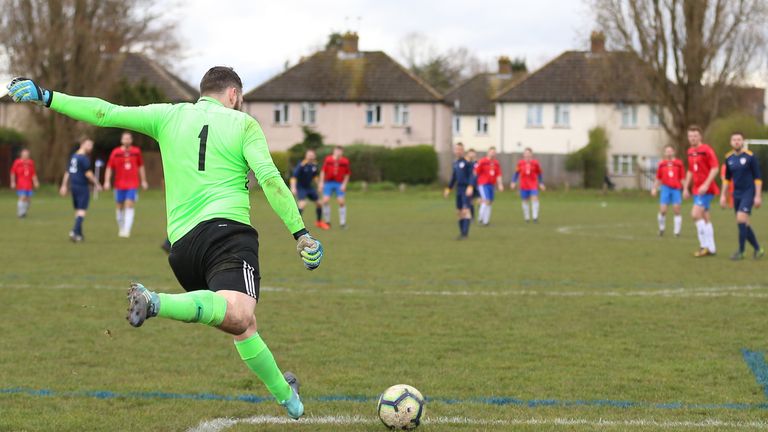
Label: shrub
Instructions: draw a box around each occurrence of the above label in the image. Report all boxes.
[0,127,27,146]
[566,127,608,188]
[383,145,438,184]
[270,151,291,180]
[343,143,390,182]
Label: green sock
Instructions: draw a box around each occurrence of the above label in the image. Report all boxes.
[157,291,227,327]
[235,333,292,403]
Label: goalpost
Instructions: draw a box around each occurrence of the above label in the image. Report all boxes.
[745,139,768,148]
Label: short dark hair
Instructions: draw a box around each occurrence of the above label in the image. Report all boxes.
[122,130,133,136]
[687,125,702,134]
[456,142,464,147]
[488,146,496,151]
[467,148,476,153]
[731,131,745,138]
[524,147,533,153]
[335,145,344,151]
[664,144,675,150]
[200,66,243,95]
[79,136,92,144]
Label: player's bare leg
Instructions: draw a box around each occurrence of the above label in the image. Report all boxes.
[126,284,304,419]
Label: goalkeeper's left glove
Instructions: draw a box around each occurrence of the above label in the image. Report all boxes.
[7,77,52,107]
[296,233,323,271]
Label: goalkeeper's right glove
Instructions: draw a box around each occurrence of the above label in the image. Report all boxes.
[296,233,323,271]
[7,77,52,107]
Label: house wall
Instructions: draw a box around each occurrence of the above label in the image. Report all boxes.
[496,102,669,189]
[244,102,452,152]
[451,114,497,152]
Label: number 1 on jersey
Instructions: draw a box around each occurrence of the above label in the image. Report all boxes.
[198,125,209,171]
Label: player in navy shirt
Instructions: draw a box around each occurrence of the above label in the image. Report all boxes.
[719,132,764,260]
[290,149,329,230]
[59,137,102,242]
[444,143,474,239]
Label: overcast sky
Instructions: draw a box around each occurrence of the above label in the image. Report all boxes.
[171,0,594,91]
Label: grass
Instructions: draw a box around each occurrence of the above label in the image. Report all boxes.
[0,187,767,431]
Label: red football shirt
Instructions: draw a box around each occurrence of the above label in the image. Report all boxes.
[474,157,502,185]
[686,144,719,195]
[107,145,144,190]
[516,159,542,190]
[11,158,36,190]
[656,159,685,189]
[322,155,350,182]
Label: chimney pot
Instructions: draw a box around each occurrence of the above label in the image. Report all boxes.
[498,56,512,75]
[341,32,359,54]
[590,31,606,53]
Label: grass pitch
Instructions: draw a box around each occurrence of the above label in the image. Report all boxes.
[0,186,767,431]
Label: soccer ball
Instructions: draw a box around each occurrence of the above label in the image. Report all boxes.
[377,384,425,430]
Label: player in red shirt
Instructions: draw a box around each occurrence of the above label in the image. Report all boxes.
[650,145,685,237]
[474,147,504,226]
[682,125,720,257]
[510,148,545,223]
[9,148,39,218]
[103,131,149,238]
[319,145,351,229]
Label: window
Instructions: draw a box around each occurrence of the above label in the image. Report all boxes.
[612,154,638,175]
[394,104,409,126]
[621,104,638,127]
[649,105,661,127]
[526,104,543,127]
[452,115,461,135]
[273,103,289,125]
[366,104,382,125]
[301,103,316,125]
[554,104,570,127]
[476,116,489,135]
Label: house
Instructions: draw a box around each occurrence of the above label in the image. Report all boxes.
[243,32,452,152]
[494,32,667,189]
[444,57,525,152]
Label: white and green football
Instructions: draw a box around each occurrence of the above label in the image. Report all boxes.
[376,384,425,430]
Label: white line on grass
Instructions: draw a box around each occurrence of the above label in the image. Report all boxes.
[3,283,768,299]
[186,415,768,432]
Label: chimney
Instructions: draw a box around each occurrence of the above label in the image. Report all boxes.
[590,31,606,53]
[498,56,513,75]
[341,32,359,54]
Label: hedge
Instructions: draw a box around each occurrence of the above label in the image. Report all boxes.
[566,127,608,188]
[270,151,291,180]
[0,127,27,146]
[285,143,438,184]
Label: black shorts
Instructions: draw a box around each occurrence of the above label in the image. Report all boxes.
[168,218,261,300]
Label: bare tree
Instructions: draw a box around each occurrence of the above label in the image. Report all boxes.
[592,0,768,151]
[0,0,180,180]
[398,32,486,94]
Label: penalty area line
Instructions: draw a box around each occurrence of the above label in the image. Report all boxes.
[187,415,768,432]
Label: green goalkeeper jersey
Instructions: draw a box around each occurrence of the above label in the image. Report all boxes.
[50,93,305,243]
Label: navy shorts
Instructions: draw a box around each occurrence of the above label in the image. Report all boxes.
[297,187,318,202]
[734,194,754,214]
[455,186,471,210]
[71,186,90,210]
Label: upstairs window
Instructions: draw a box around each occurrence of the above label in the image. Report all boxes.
[394,104,410,126]
[301,103,316,125]
[366,104,382,125]
[554,104,570,127]
[621,104,638,127]
[526,104,543,127]
[476,116,489,135]
[273,103,289,125]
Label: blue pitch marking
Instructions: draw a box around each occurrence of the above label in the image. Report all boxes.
[2,387,768,411]
[742,348,768,399]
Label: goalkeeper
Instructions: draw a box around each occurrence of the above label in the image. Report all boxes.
[7,67,324,420]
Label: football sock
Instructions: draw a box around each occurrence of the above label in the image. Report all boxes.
[522,202,531,221]
[695,219,706,248]
[315,206,322,222]
[322,204,331,223]
[124,208,135,234]
[339,205,347,225]
[738,223,747,253]
[235,333,292,403]
[116,209,124,230]
[23,200,30,215]
[74,216,84,236]
[657,213,665,232]
[157,290,227,326]
[460,217,470,236]
[673,215,682,235]
[478,203,487,223]
[17,200,24,217]
[532,201,540,220]
[458,219,463,235]
[705,222,716,252]
[485,205,492,224]
[746,225,760,251]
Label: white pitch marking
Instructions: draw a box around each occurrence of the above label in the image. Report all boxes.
[186,415,768,432]
[2,283,768,299]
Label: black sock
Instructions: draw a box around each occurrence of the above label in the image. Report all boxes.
[738,223,747,253]
[746,225,761,251]
[316,206,322,222]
